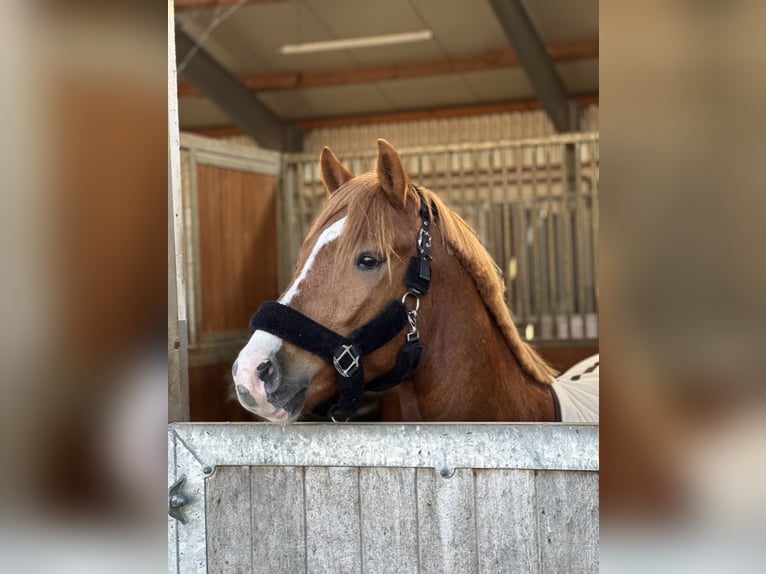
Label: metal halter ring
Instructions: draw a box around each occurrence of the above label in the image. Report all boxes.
[401,290,421,313]
[402,290,421,341]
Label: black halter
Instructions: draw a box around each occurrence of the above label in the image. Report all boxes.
[248,187,434,419]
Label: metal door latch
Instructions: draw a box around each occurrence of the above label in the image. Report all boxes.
[168,475,191,524]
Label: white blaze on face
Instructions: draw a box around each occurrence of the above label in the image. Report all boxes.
[279,217,347,305]
[232,217,346,420]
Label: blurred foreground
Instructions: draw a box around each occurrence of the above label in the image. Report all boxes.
[0,0,763,572]
[0,1,166,572]
[601,0,766,572]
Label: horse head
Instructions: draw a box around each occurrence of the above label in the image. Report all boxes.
[233,140,428,422]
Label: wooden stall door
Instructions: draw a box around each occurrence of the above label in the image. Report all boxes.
[181,135,281,421]
[168,423,599,574]
[197,166,278,335]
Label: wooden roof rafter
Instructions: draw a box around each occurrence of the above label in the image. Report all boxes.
[186,94,599,137]
[177,39,599,97]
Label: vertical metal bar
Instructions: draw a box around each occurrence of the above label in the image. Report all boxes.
[415,153,424,190]
[430,152,438,194]
[458,150,467,225]
[474,150,487,248]
[282,162,297,289]
[561,145,574,341]
[574,140,587,339]
[446,150,455,209]
[500,146,514,313]
[310,161,321,225]
[297,161,307,241]
[544,143,559,340]
[515,145,529,329]
[590,138,600,332]
[530,144,543,342]
[487,149,497,267]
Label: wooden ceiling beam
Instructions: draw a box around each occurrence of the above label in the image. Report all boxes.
[176,26,300,151]
[175,0,285,11]
[186,94,599,137]
[294,94,599,131]
[177,39,598,97]
[489,0,573,132]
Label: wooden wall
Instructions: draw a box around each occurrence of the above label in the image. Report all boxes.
[207,465,598,573]
[196,165,278,334]
[187,159,279,421]
[303,106,599,153]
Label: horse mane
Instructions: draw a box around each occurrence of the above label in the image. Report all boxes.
[306,172,558,385]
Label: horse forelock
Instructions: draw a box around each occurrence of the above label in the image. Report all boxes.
[305,173,416,281]
[304,172,557,384]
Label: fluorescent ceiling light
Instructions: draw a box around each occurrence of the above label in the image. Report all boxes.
[280,30,433,55]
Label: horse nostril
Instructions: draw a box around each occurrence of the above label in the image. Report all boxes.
[256,359,270,378]
[256,359,279,392]
[232,360,239,378]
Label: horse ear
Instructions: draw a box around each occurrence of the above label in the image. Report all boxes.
[320,147,355,194]
[376,139,409,205]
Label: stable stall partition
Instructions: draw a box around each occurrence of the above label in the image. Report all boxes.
[168,423,598,573]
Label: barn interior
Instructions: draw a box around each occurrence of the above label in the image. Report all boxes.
[171,0,599,421]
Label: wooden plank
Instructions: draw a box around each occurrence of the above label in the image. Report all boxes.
[168,0,189,423]
[305,467,362,574]
[475,469,539,573]
[251,466,306,573]
[168,160,189,422]
[359,468,418,574]
[196,166,278,333]
[206,466,252,574]
[177,40,598,96]
[416,468,477,574]
[536,470,599,574]
[187,95,599,136]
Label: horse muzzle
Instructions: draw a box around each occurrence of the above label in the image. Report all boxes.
[233,331,308,422]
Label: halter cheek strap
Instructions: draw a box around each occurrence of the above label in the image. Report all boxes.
[248,188,434,419]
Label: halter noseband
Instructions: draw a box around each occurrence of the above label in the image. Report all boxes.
[248,187,434,419]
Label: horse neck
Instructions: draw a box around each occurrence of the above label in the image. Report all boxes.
[409,242,555,422]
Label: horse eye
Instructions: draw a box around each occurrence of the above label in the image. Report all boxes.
[356,252,382,271]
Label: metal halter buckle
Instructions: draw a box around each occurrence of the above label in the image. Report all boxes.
[333,343,361,378]
[401,290,421,342]
[417,228,432,259]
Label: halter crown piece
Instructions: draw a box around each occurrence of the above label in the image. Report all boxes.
[248,187,434,419]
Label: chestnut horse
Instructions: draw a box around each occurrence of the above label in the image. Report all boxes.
[233,139,598,423]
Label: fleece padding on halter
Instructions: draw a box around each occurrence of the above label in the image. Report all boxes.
[249,300,411,415]
[250,300,408,362]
